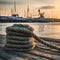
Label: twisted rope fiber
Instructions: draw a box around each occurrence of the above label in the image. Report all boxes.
[4,24,35,51]
[5,24,60,51]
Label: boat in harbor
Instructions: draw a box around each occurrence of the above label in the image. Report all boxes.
[0,2,60,22]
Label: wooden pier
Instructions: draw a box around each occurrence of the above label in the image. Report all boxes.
[0,34,60,60]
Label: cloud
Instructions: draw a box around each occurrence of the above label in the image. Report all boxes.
[31,0,54,4]
[40,6,56,9]
[31,0,60,5]
[0,0,13,5]
[0,0,28,5]
[0,0,59,6]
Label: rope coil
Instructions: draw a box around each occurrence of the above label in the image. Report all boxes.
[4,24,35,51]
[4,24,60,52]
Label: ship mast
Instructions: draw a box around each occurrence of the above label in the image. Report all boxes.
[11,8,13,15]
[11,1,19,17]
[14,1,16,14]
[27,5,29,18]
[24,10,26,17]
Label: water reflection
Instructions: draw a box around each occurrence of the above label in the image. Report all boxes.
[0,23,60,39]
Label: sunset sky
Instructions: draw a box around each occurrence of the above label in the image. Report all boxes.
[0,0,60,18]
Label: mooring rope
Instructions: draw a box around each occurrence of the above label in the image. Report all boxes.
[32,33,60,51]
[4,24,60,51]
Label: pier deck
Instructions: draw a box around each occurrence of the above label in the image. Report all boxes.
[0,34,60,60]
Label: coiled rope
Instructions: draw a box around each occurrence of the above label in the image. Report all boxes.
[4,24,60,51]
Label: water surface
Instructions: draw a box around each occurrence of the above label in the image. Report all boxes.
[0,22,60,39]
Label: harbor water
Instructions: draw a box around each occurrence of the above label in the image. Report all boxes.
[0,22,60,39]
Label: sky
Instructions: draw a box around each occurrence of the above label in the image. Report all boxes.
[0,0,60,18]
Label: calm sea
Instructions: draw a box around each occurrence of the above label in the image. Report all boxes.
[0,22,60,39]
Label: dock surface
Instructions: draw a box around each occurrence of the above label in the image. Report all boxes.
[0,34,60,60]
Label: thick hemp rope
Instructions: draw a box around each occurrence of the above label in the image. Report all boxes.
[4,24,35,51]
[4,24,60,51]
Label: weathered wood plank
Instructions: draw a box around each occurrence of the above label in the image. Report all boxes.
[0,45,60,60]
[0,58,5,60]
[0,34,60,60]
[0,49,26,60]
